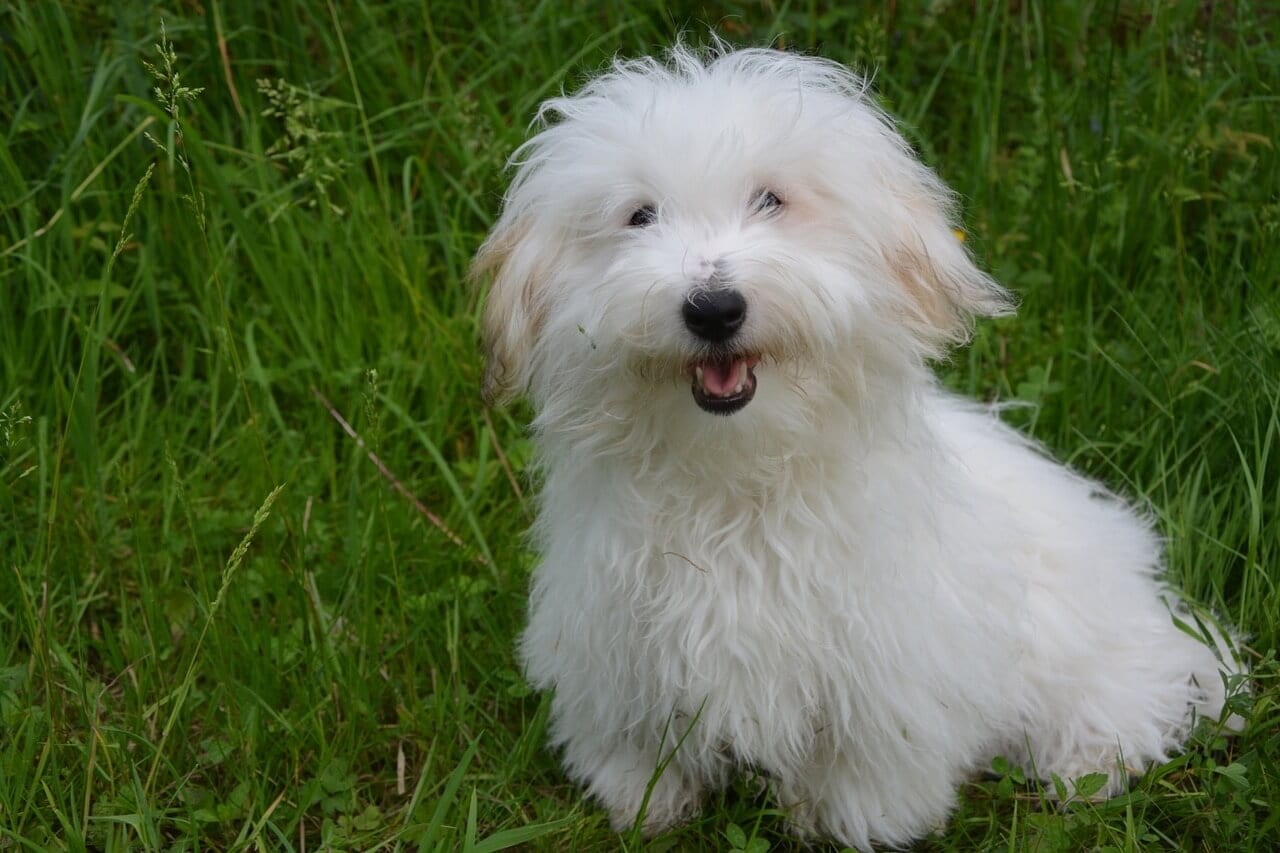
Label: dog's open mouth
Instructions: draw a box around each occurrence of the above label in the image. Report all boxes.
[690,355,759,415]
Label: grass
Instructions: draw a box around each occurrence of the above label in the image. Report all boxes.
[1,0,1278,849]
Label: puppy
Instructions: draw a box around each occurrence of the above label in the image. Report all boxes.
[474,44,1243,849]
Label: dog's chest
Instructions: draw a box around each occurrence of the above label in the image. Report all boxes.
[625,499,855,764]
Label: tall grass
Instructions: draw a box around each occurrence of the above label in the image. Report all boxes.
[1,1,1277,849]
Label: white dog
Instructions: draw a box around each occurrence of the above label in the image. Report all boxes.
[474,44,1243,850]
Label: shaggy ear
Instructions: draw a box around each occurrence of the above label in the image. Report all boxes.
[471,216,555,405]
[884,178,1014,353]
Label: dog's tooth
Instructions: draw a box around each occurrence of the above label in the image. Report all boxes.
[734,380,743,395]
[695,364,704,388]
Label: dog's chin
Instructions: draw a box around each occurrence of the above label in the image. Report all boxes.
[689,355,759,416]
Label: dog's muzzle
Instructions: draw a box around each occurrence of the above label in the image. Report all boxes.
[683,288,757,415]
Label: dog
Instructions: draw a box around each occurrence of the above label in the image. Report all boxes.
[473,44,1244,849]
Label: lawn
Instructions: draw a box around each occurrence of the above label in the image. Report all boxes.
[1,1,1278,850]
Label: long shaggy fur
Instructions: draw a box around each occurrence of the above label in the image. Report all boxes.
[475,44,1244,850]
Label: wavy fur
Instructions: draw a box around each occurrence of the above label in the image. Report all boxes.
[475,44,1244,850]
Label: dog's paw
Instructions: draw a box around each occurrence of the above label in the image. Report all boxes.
[607,793,697,838]
[595,761,702,837]
[1038,760,1136,804]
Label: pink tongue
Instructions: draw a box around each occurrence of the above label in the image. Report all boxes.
[701,359,741,396]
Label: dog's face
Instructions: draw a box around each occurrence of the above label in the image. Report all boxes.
[476,47,1010,435]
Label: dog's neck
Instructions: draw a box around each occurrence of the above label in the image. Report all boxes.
[531,358,939,492]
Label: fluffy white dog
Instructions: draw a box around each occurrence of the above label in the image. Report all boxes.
[474,44,1243,849]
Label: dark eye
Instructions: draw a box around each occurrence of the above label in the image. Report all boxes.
[755,189,783,213]
[628,204,657,228]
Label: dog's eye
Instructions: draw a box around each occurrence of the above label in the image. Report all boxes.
[755,190,784,214]
[628,205,657,228]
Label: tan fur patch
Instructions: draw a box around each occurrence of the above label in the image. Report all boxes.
[470,219,545,405]
[886,243,969,347]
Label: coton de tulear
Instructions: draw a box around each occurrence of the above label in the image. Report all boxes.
[473,44,1243,850]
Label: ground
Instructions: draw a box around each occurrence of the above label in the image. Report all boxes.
[1,1,1278,850]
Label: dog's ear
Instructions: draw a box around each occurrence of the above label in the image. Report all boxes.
[471,215,555,405]
[883,176,1014,354]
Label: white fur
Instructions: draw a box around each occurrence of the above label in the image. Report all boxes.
[475,45,1244,850]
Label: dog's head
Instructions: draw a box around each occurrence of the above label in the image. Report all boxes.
[474,45,1010,436]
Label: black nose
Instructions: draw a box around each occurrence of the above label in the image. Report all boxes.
[682,288,747,342]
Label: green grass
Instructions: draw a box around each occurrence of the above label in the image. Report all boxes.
[1,1,1278,850]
